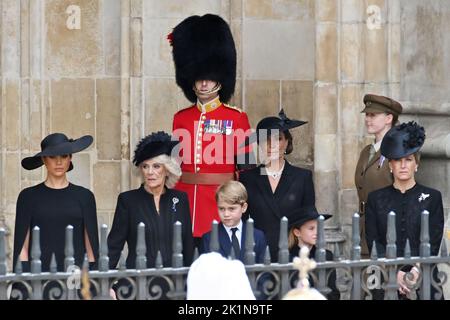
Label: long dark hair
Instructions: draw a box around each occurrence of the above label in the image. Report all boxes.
[283,130,293,155]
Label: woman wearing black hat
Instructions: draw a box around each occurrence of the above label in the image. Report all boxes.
[239,109,315,262]
[365,121,444,300]
[13,133,99,275]
[288,206,339,300]
[107,131,194,272]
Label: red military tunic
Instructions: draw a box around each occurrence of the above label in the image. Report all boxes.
[172,97,251,237]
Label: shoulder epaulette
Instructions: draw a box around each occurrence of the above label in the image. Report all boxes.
[223,103,243,113]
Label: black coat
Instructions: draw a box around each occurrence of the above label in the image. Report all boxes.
[239,161,315,262]
[107,185,194,269]
[13,183,99,272]
[289,245,340,300]
[365,183,444,258]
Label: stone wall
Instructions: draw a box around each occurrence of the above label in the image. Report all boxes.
[0,0,449,266]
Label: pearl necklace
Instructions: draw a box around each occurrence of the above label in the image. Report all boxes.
[265,163,285,179]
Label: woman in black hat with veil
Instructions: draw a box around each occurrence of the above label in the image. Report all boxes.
[365,121,444,300]
[13,133,99,276]
[107,132,193,295]
[107,131,193,299]
[239,109,315,263]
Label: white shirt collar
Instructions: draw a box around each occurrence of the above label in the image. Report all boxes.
[224,220,243,243]
[373,140,382,152]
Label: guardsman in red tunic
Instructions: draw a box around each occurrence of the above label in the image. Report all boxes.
[169,14,254,242]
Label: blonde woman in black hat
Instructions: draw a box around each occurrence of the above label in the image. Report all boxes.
[169,14,253,247]
[13,133,99,275]
[288,206,339,300]
[355,94,403,257]
[365,122,444,300]
[239,109,315,263]
[107,131,194,272]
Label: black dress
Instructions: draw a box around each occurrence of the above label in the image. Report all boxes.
[239,161,315,262]
[365,183,444,300]
[365,183,444,258]
[107,185,194,269]
[13,182,99,272]
[289,246,340,300]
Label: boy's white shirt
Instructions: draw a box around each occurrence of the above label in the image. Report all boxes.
[223,219,243,247]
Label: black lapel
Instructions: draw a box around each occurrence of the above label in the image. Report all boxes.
[240,222,247,261]
[219,224,232,256]
[273,161,296,201]
[253,166,283,219]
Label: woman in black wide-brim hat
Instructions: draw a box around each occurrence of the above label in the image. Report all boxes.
[13,133,99,278]
[365,121,444,300]
[239,109,315,263]
[287,206,340,300]
[107,131,194,273]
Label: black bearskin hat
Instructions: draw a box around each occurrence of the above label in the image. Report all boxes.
[169,14,236,103]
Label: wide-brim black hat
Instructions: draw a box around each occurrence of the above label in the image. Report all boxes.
[288,206,332,230]
[170,14,236,103]
[380,121,425,159]
[133,131,180,166]
[243,109,307,146]
[21,133,93,171]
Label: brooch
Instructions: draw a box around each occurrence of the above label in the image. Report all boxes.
[172,197,179,212]
[418,193,430,202]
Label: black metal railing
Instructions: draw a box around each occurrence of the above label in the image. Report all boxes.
[0,210,448,300]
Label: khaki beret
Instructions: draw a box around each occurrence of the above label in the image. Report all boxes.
[361,94,403,116]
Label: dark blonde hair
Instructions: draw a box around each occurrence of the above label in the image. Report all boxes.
[413,152,421,164]
[288,228,298,250]
[389,113,399,127]
[215,180,247,205]
[389,152,421,165]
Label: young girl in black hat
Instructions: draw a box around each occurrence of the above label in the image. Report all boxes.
[288,206,340,300]
[13,133,99,276]
[365,121,444,300]
[239,109,315,263]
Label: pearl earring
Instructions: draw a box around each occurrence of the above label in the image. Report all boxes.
[390,168,393,173]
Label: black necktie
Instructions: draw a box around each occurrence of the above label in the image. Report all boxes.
[231,227,241,257]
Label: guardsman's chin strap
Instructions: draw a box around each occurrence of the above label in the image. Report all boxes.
[193,82,222,96]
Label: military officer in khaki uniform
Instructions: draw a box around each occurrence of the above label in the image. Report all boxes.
[354,94,402,257]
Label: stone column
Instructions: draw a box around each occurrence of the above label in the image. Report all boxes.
[1,0,22,267]
[128,0,143,189]
[337,0,401,257]
[338,0,366,257]
[314,0,339,224]
[120,0,131,191]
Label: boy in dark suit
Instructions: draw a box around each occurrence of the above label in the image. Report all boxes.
[200,181,267,264]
